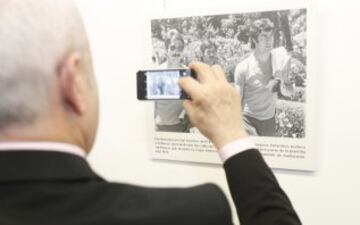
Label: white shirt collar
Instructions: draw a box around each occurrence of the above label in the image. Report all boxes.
[0,142,86,158]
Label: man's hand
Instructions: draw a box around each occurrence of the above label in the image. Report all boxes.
[179,62,248,150]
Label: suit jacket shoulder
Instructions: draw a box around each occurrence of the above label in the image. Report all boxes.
[0,151,233,225]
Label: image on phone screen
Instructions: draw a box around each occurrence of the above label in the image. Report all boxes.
[146,70,185,99]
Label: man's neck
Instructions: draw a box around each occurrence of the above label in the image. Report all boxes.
[167,60,181,68]
[0,118,87,153]
[0,141,87,158]
[254,50,271,63]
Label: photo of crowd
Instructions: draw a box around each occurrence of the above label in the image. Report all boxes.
[151,9,307,138]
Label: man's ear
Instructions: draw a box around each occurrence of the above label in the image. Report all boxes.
[58,53,86,116]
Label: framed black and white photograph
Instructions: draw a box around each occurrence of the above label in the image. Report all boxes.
[146,1,318,171]
[151,9,307,138]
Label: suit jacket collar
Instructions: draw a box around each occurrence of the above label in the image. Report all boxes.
[0,151,102,182]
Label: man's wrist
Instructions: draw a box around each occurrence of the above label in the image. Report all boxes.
[218,137,256,163]
[213,130,249,150]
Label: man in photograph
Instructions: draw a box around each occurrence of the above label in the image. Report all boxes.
[154,31,189,132]
[234,18,292,137]
[200,40,218,65]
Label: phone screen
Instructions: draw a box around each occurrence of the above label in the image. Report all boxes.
[137,69,193,100]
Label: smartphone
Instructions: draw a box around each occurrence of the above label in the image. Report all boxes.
[137,68,195,100]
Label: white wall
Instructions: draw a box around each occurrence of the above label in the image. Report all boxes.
[75,0,360,224]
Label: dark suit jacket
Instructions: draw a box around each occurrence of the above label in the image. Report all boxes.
[0,149,301,225]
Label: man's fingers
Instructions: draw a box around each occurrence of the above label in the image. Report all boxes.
[182,100,195,121]
[211,64,227,82]
[178,76,202,99]
[189,61,215,83]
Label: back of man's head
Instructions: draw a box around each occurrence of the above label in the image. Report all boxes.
[0,0,91,128]
[0,0,98,151]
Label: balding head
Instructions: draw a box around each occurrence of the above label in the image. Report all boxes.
[0,0,99,152]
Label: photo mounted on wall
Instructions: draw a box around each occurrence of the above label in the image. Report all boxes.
[146,1,317,171]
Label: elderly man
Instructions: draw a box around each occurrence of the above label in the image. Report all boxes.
[0,1,301,225]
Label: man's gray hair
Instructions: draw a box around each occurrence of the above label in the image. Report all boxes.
[0,0,90,129]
